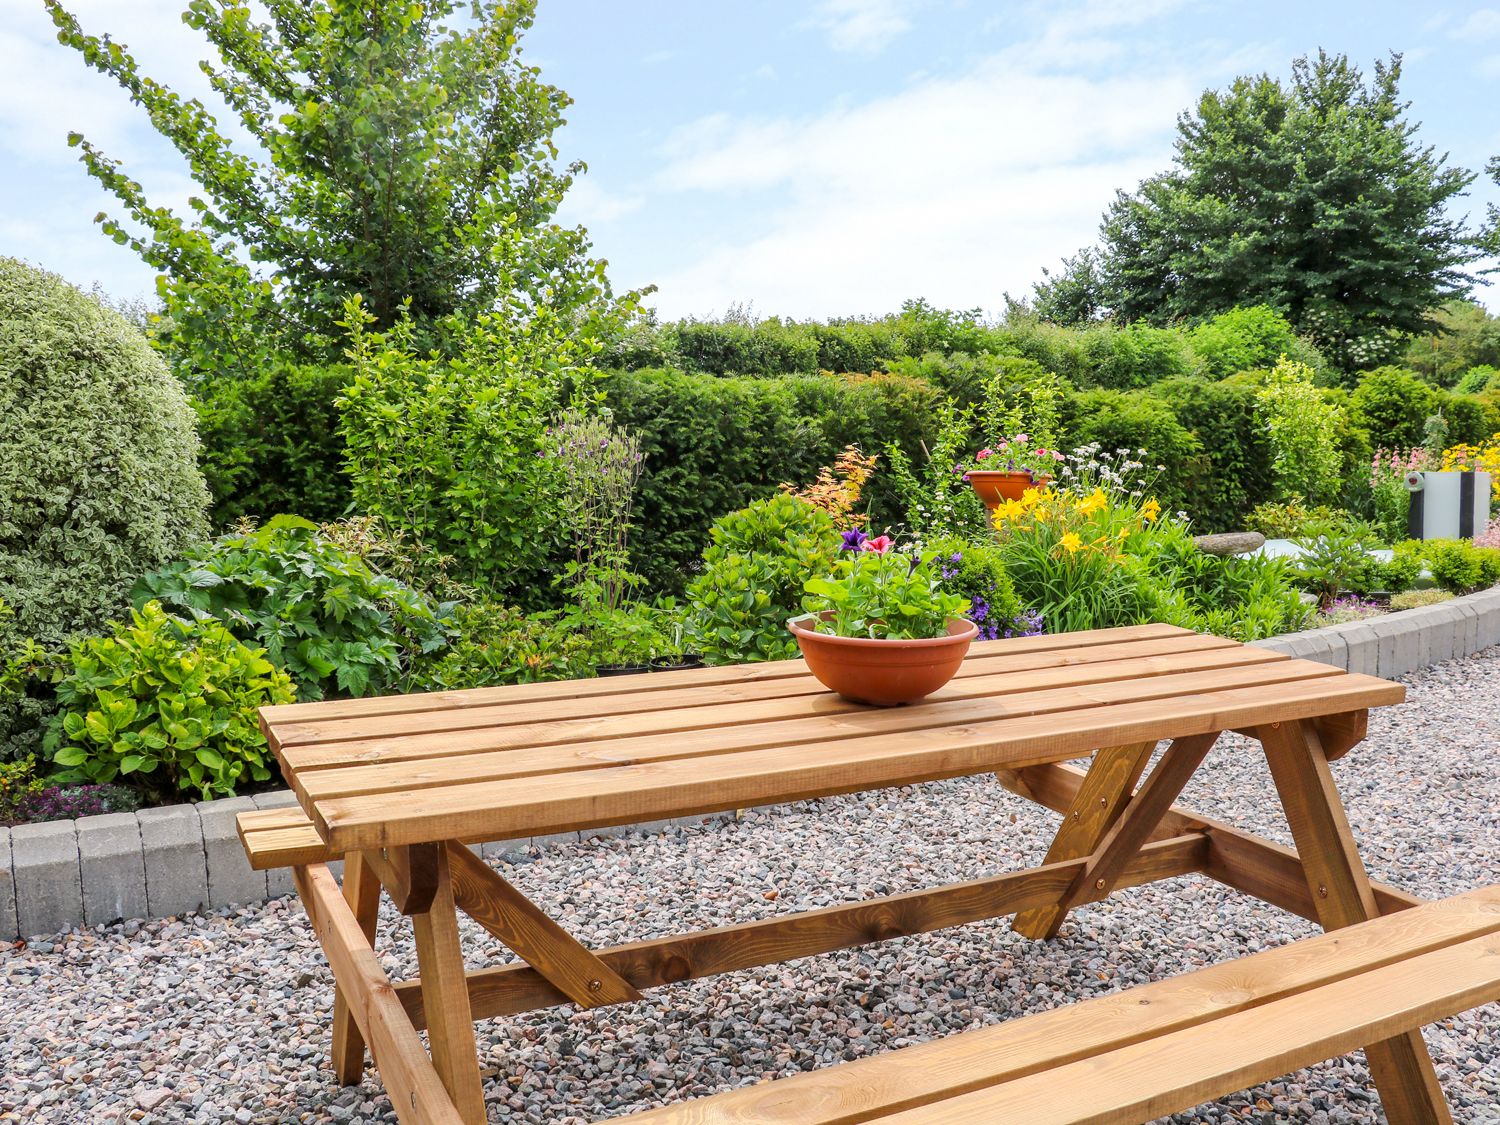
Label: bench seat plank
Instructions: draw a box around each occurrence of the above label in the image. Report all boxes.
[238,808,335,870]
[621,885,1500,1124]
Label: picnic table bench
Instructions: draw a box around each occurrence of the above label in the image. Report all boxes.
[237,622,1500,1124]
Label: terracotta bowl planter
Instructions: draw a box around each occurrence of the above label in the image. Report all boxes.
[788,613,977,706]
[966,470,1051,512]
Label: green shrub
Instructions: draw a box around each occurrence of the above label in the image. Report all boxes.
[1390,588,1453,611]
[1349,367,1441,449]
[133,515,448,701]
[409,602,593,690]
[1245,498,1354,540]
[1369,549,1422,594]
[1187,305,1316,379]
[1256,358,1345,504]
[604,368,940,589]
[1155,377,1276,532]
[674,318,820,376]
[45,601,295,801]
[1060,388,1201,516]
[1289,522,1380,609]
[685,496,840,664]
[339,300,583,602]
[189,361,351,525]
[922,535,1028,638]
[1415,539,1500,594]
[1455,365,1498,395]
[0,258,209,654]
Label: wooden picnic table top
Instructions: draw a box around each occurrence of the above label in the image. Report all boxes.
[260,622,1405,855]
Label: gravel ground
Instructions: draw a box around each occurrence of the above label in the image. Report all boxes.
[3,649,1499,1124]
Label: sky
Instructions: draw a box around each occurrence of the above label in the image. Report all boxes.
[3,0,1499,321]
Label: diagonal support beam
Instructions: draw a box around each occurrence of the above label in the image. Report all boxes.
[1024,732,1219,938]
[444,842,643,1009]
[1012,740,1157,940]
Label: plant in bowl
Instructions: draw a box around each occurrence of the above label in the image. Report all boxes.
[963,433,1065,511]
[790,536,974,705]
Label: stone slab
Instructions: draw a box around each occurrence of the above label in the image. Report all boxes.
[197,795,267,908]
[11,820,81,939]
[77,812,148,927]
[0,828,14,942]
[137,804,207,920]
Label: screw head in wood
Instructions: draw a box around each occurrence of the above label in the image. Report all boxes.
[1095,878,1106,890]
[1318,884,1328,898]
[588,978,602,992]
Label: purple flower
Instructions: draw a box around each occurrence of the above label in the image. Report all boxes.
[840,528,869,552]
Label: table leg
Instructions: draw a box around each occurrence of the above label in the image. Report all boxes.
[410,844,487,1125]
[1260,718,1452,1125]
[1012,741,1156,940]
[332,852,382,1085]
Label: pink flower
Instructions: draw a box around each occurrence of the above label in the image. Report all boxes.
[996,441,1010,452]
[1051,450,1065,461]
[861,535,894,555]
[1014,433,1030,444]
[976,448,993,460]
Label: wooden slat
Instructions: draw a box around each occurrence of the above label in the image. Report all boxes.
[261,623,1199,729]
[331,852,381,1085]
[869,932,1500,1124]
[409,847,486,1124]
[394,834,1210,1028]
[289,646,1284,797]
[1011,741,1156,940]
[237,810,334,870]
[274,632,1240,755]
[617,886,1500,1124]
[292,864,464,1125]
[995,761,1425,919]
[365,845,440,916]
[1260,719,1452,1124]
[315,672,1403,851]
[444,842,643,1008]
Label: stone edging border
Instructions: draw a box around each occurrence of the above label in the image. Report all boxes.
[4,585,1499,941]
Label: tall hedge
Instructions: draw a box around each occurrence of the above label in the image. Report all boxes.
[0,258,209,649]
[604,368,941,588]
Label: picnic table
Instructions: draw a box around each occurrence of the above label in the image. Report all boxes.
[237,622,1500,1124]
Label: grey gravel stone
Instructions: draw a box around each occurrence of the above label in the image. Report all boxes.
[1,648,1497,1123]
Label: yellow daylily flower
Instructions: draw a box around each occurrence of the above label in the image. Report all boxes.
[1074,488,1107,516]
[1142,498,1161,522]
[1059,531,1082,554]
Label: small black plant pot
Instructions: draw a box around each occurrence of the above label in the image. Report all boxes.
[595,653,705,678]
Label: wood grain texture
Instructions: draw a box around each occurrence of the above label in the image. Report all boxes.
[280,634,1249,766]
[363,844,440,916]
[1260,719,1453,1124]
[261,624,1199,732]
[331,852,382,1086]
[409,847,486,1125]
[996,761,1425,919]
[286,641,1267,788]
[1011,741,1156,940]
[866,933,1500,1125]
[444,842,642,1008]
[313,673,1401,851]
[292,864,464,1125]
[615,886,1500,1124]
[394,834,1210,1028]
[237,808,335,869]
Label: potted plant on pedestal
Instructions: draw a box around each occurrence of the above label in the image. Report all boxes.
[788,532,975,706]
[963,434,1065,512]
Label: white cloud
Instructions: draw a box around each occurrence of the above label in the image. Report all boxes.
[557,176,645,225]
[1455,9,1500,40]
[646,7,1211,318]
[806,0,915,54]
